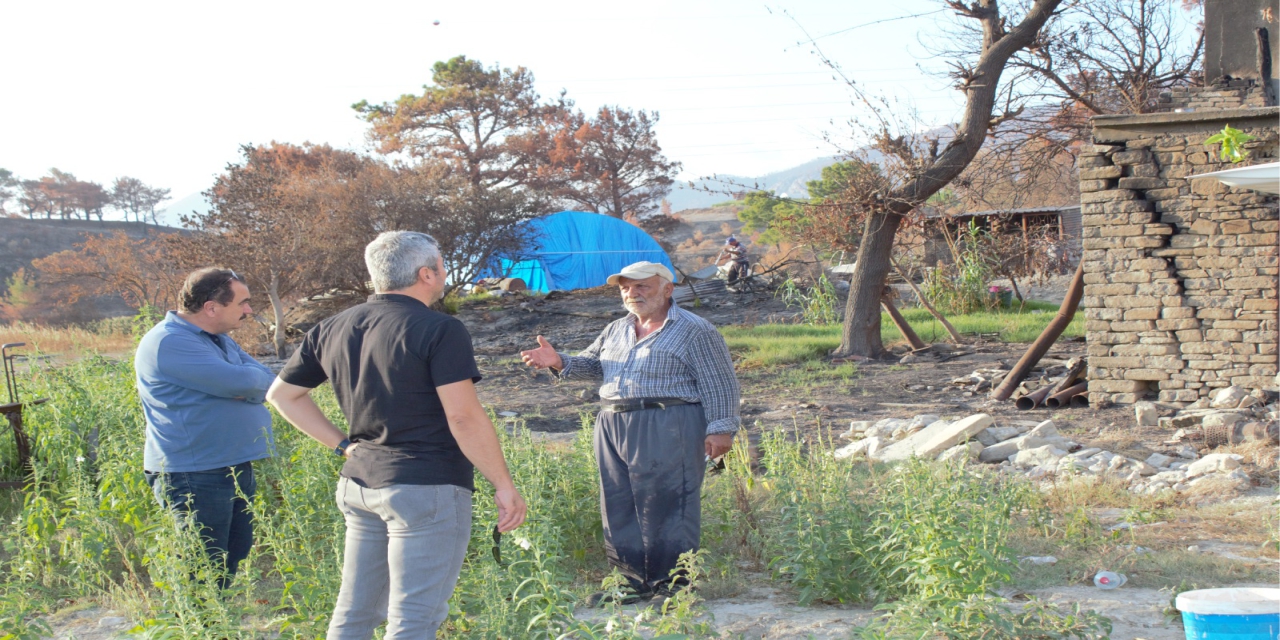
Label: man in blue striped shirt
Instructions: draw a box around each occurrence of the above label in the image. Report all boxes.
[521,261,740,605]
[135,268,276,587]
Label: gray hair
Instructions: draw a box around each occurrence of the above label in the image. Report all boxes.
[364,231,442,293]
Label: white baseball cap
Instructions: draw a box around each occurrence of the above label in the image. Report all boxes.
[606,261,674,285]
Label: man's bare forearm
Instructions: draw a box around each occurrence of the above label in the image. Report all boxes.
[448,413,517,491]
[266,379,347,450]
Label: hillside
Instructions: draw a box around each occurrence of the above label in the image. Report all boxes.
[0,218,182,284]
[0,217,184,322]
[666,156,840,211]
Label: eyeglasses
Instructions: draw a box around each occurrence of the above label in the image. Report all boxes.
[223,269,240,285]
[706,455,726,475]
[491,525,505,567]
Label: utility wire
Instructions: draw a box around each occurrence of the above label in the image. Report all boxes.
[805,8,947,43]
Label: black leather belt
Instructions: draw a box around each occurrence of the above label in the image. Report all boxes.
[601,397,699,413]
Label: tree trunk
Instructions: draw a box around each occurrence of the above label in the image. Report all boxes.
[838,210,902,356]
[989,261,1085,401]
[267,271,287,358]
[609,173,624,218]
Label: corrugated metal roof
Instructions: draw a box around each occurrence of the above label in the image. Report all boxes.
[924,205,1081,219]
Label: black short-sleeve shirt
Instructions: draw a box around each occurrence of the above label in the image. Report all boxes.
[279,294,482,490]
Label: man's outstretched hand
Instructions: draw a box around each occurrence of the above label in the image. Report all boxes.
[520,335,563,371]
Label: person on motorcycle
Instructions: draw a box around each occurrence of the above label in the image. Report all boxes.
[715,236,750,285]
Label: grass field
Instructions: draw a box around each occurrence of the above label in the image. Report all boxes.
[722,300,1082,367]
[0,321,135,358]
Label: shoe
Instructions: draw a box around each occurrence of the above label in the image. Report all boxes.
[586,587,653,607]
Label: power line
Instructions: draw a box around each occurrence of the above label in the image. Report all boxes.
[554,67,922,83]
[806,8,948,43]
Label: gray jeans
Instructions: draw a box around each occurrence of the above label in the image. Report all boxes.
[326,477,472,640]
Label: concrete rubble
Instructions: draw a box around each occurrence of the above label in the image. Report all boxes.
[832,387,1277,501]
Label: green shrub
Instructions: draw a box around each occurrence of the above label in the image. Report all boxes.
[775,274,841,325]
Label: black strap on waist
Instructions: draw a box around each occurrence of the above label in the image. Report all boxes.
[600,397,700,413]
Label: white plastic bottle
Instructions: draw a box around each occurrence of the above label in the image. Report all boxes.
[1093,571,1127,589]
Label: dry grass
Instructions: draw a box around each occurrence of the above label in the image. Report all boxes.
[1012,473,1278,590]
[1214,440,1280,483]
[0,321,133,357]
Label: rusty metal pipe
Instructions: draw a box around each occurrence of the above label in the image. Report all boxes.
[1069,390,1090,408]
[1015,385,1054,411]
[1045,382,1088,409]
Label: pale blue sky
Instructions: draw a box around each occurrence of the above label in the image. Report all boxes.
[0,1,1182,213]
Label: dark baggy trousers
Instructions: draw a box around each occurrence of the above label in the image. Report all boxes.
[595,403,707,593]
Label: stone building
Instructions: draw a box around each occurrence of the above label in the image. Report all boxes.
[1080,0,1279,406]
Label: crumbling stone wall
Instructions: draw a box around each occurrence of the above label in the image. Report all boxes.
[1080,108,1280,406]
[1158,78,1274,112]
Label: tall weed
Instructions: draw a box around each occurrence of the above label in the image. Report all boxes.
[760,430,1034,604]
[776,274,841,325]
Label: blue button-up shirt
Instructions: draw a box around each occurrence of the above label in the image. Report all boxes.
[135,311,276,472]
[557,304,741,435]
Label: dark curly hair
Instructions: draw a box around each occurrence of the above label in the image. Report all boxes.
[179,268,243,313]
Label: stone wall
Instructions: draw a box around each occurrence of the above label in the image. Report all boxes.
[1157,77,1274,113]
[1080,107,1280,406]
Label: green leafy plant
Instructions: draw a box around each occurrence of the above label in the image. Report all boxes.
[1204,124,1256,163]
[854,593,1113,639]
[775,274,840,325]
[921,221,996,314]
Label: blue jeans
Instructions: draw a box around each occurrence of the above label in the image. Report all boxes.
[327,477,472,640]
[145,461,257,588]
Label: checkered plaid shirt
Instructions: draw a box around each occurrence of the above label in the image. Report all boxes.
[557,304,741,435]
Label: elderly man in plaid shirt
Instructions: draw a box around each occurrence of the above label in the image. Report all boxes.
[521,261,740,605]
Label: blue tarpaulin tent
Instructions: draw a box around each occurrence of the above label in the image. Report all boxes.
[483,211,674,292]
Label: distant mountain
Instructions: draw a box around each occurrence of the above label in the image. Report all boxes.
[159,191,212,226]
[665,126,958,212]
[665,156,841,211]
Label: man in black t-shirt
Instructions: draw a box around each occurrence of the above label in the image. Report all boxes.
[267,231,526,640]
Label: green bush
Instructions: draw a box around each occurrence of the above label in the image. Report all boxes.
[921,222,996,315]
[757,431,1034,604]
[775,274,841,326]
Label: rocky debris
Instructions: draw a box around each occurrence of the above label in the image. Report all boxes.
[938,441,983,463]
[876,414,994,462]
[1153,386,1279,446]
[1185,453,1244,477]
[833,436,884,460]
[949,368,1009,393]
[1210,386,1249,409]
[1014,445,1067,469]
[1133,402,1159,427]
[832,400,1272,502]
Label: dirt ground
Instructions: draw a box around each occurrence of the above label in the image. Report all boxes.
[462,283,1124,445]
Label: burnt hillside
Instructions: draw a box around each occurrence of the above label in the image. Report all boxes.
[0,218,184,286]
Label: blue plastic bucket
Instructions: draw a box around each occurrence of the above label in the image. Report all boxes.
[1176,588,1280,640]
